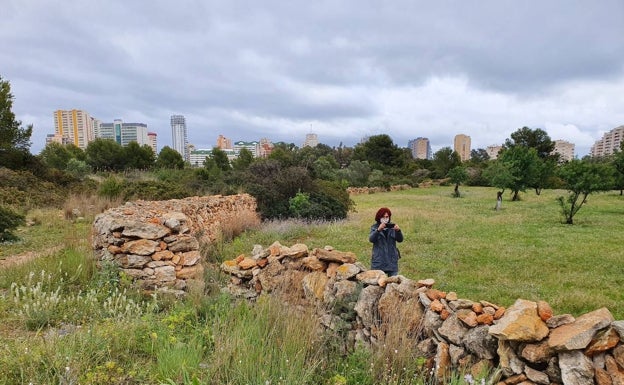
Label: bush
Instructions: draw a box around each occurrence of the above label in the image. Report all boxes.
[0,205,25,242]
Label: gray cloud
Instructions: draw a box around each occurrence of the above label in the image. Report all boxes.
[2,0,623,156]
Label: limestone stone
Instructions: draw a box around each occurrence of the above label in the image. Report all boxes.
[335,263,360,280]
[559,350,594,385]
[464,325,498,360]
[180,250,201,266]
[606,354,624,385]
[167,236,199,253]
[175,264,204,280]
[524,366,549,385]
[301,256,326,271]
[489,299,549,342]
[237,257,257,270]
[356,270,385,285]
[354,285,384,330]
[121,220,170,239]
[547,314,576,328]
[585,327,621,356]
[439,313,469,346]
[121,239,159,255]
[312,247,357,264]
[302,271,328,301]
[520,340,554,363]
[548,307,615,351]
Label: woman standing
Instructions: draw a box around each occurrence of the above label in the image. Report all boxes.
[369,207,403,277]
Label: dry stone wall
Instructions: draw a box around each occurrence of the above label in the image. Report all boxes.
[220,241,624,385]
[92,194,258,294]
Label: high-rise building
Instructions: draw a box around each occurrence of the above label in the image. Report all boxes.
[454,134,471,162]
[591,125,624,157]
[408,137,432,160]
[98,119,149,147]
[53,109,96,149]
[303,133,318,148]
[216,134,232,149]
[171,115,188,161]
[258,138,273,158]
[552,140,575,162]
[147,132,158,154]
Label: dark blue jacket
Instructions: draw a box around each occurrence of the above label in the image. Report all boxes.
[369,223,403,273]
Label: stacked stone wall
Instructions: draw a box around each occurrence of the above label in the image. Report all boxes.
[92,194,258,293]
[220,241,624,385]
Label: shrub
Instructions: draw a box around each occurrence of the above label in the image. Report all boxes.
[0,204,25,242]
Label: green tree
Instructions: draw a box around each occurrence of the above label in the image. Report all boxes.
[612,143,624,195]
[504,127,558,194]
[312,155,339,181]
[210,147,231,172]
[0,76,33,170]
[231,148,254,171]
[123,142,155,170]
[156,146,185,169]
[431,147,461,179]
[556,159,614,224]
[496,146,541,201]
[352,134,405,170]
[65,158,90,179]
[86,138,124,171]
[469,148,490,164]
[39,142,72,170]
[448,166,468,198]
[0,205,25,242]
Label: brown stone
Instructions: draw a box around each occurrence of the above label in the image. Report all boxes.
[237,257,257,270]
[548,307,615,351]
[235,254,245,263]
[326,262,340,278]
[256,258,268,268]
[440,308,451,320]
[121,239,159,255]
[477,313,494,325]
[472,302,484,314]
[430,299,444,312]
[520,340,554,364]
[457,309,478,328]
[537,300,553,322]
[312,247,357,264]
[417,278,435,288]
[595,367,613,385]
[152,250,174,261]
[494,306,506,320]
[586,327,621,356]
[489,299,549,342]
[426,288,446,301]
[605,355,624,385]
[301,256,326,271]
[175,264,204,279]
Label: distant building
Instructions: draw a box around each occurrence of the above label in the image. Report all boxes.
[303,133,318,148]
[258,138,273,158]
[189,148,238,167]
[98,119,149,147]
[552,140,575,162]
[147,132,158,154]
[408,137,432,160]
[454,134,471,162]
[591,125,624,157]
[234,140,260,157]
[486,145,503,160]
[171,115,188,161]
[53,109,96,149]
[217,134,232,150]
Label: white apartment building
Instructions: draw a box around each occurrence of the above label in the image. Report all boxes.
[98,119,149,147]
[552,140,575,162]
[53,109,96,149]
[234,141,260,157]
[303,133,318,148]
[591,125,624,157]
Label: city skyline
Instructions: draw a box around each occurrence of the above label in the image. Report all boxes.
[6,2,622,158]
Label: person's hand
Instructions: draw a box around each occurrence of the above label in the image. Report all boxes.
[378,222,386,231]
[393,224,400,231]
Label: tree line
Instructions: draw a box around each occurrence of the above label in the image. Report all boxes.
[2,74,623,239]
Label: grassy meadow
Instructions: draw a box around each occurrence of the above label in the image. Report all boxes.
[0,185,623,384]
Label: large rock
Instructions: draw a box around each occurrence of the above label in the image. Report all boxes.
[121,220,171,239]
[489,299,549,342]
[354,285,384,330]
[558,350,594,385]
[548,307,615,351]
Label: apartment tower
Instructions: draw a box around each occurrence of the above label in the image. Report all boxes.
[591,125,624,157]
[454,134,471,162]
[53,109,96,149]
[408,137,432,160]
[171,115,188,161]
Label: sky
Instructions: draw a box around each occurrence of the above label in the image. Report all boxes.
[2,1,624,157]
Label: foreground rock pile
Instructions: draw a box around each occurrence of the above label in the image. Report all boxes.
[221,241,624,385]
[92,194,258,292]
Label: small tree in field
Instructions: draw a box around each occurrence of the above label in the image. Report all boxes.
[447,166,468,197]
[556,159,613,224]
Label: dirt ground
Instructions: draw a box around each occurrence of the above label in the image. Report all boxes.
[0,246,63,269]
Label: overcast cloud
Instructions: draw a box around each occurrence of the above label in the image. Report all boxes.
[2,0,624,157]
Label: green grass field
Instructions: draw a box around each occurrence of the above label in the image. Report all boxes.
[230,186,624,319]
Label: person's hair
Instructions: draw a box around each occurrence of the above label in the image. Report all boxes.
[374,207,392,222]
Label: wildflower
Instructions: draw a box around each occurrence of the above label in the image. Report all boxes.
[464,373,474,385]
